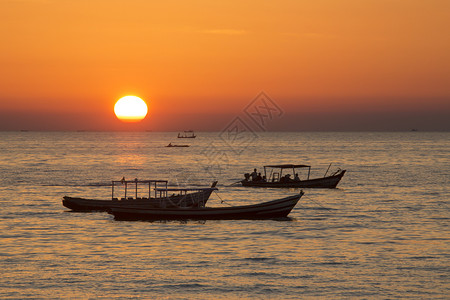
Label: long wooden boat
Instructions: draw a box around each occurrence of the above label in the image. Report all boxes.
[109,192,304,221]
[241,164,345,188]
[166,143,190,147]
[63,179,218,212]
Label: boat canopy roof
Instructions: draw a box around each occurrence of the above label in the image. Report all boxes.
[155,187,218,192]
[112,179,168,184]
[264,164,310,169]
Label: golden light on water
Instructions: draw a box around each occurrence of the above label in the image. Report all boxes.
[114,96,148,122]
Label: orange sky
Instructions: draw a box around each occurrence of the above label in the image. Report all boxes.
[0,0,449,131]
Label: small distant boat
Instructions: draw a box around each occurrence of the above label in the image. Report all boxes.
[109,191,304,221]
[177,130,196,138]
[62,179,218,212]
[166,143,190,147]
[241,164,346,188]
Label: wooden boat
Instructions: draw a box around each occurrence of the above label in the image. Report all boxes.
[109,191,304,221]
[63,179,218,212]
[177,130,196,138]
[166,143,190,147]
[241,164,345,188]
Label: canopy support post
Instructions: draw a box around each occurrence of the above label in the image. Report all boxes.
[135,178,138,199]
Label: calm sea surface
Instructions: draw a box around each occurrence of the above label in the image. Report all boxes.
[0,131,448,299]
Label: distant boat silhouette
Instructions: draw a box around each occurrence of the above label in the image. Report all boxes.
[177,130,196,138]
[166,143,190,147]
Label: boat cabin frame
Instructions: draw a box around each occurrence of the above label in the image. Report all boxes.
[263,164,311,182]
[111,179,168,200]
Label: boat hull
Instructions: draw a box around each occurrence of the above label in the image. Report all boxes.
[109,193,303,221]
[62,189,214,212]
[241,170,345,188]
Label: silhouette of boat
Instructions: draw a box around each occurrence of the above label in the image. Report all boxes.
[63,179,218,212]
[166,143,190,147]
[109,191,304,221]
[241,164,345,188]
[177,130,196,138]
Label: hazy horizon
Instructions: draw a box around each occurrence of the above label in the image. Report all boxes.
[1,110,448,132]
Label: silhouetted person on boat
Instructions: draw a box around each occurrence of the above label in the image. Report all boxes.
[294,173,300,181]
[255,173,263,181]
[250,169,258,181]
[281,174,293,183]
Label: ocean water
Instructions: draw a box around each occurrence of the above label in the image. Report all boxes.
[0,131,448,299]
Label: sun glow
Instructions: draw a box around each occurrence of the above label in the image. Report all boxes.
[114,96,148,122]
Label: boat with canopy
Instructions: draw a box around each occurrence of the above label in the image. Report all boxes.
[62,179,218,212]
[241,164,345,188]
[177,130,196,138]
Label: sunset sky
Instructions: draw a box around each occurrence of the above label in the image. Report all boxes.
[1,0,449,131]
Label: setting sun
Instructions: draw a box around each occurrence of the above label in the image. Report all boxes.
[114,96,148,122]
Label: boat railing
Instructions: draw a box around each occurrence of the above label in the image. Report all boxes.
[154,187,218,207]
